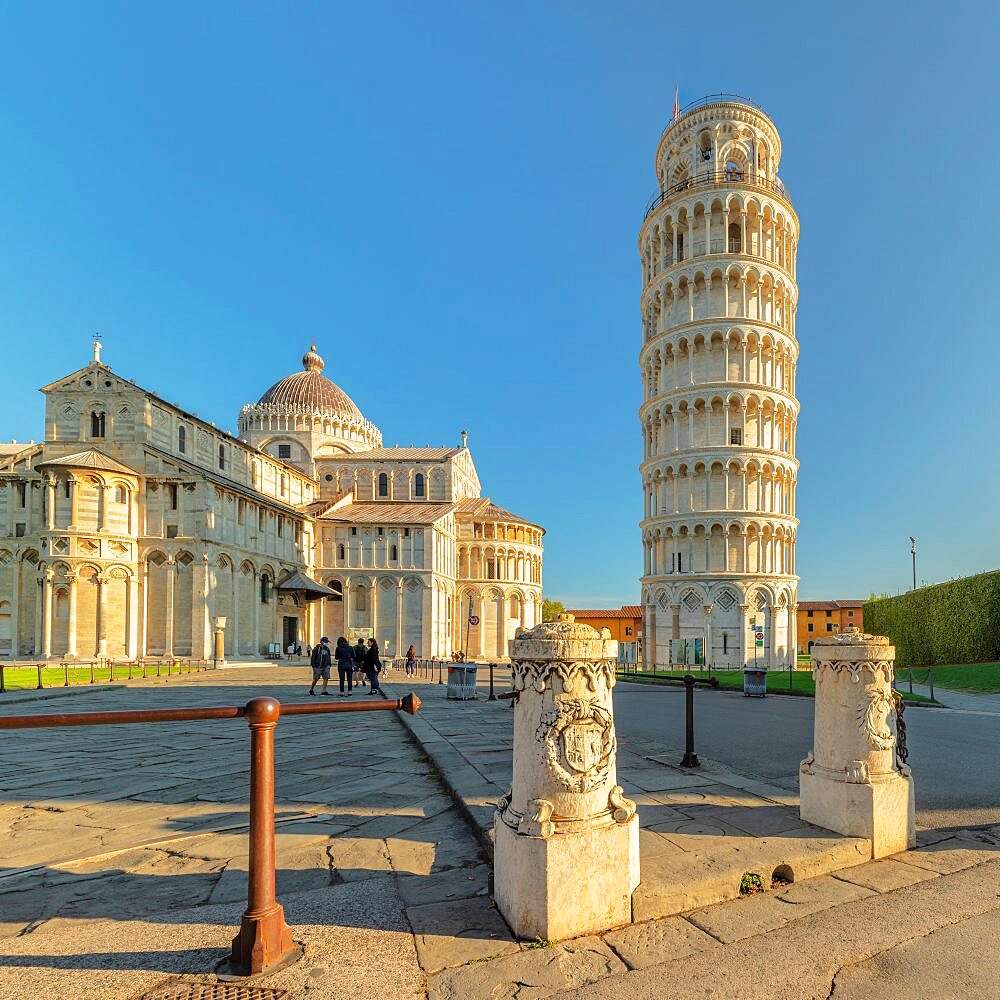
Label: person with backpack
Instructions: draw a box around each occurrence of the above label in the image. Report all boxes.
[365,637,384,694]
[353,638,367,688]
[333,636,354,697]
[405,645,416,676]
[308,637,332,696]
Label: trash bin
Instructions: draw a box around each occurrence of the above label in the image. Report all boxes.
[447,663,479,700]
[743,667,767,698]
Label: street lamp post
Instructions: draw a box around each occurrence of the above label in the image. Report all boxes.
[909,537,917,591]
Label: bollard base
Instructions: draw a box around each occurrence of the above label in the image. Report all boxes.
[800,765,915,859]
[227,903,299,976]
[494,813,640,941]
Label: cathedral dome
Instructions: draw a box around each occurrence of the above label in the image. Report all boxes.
[256,346,364,421]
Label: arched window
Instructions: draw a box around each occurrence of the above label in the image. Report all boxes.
[378,473,388,497]
[115,485,127,504]
[391,544,398,561]
[725,159,744,182]
[260,573,271,604]
[178,426,186,453]
[327,580,343,602]
[728,221,742,254]
[414,473,425,498]
[337,543,345,560]
[90,411,106,438]
[218,444,226,470]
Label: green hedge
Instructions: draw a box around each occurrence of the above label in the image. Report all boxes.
[863,571,1000,666]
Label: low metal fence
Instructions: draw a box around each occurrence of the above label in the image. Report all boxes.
[0,658,217,693]
[0,691,421,975]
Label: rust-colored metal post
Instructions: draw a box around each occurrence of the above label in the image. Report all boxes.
[0,664,5,693]
[128,661,133,680]
[438,658,443,685]
[90,661,96,684]
[64,663,70,686]
[229,696,297,975]
[36,664,43,690]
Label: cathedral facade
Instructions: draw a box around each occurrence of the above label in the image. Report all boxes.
[0,343,543,662]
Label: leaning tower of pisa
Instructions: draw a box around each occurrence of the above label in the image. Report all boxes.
[638,95,799,671]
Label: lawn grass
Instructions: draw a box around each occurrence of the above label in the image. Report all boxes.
[617,667,934,703]
[0,661,207,692]
[900,662,1000,694]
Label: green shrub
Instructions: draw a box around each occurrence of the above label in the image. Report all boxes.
[863,571,1000,666]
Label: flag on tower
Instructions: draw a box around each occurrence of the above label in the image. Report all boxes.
[673,86,680,120]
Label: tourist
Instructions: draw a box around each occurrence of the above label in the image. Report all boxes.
[365,637,383,693]
[308,637,332,696]
[405,644,416,675]
[333,636,354,697]
[286,642,295,660]
[353,638,367,687]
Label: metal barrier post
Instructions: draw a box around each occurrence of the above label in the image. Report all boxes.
[36,663,43,690]
[90,661,96,684]
[908,667,913,694]
[928,666,934,702]
[0,664,5,693]
[488,661,496,701]
[437,659,443,685]
[229,697,297,975]
[64,663,70,687]
[680,674,700,768]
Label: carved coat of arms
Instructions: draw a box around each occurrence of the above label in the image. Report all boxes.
[537,701,615,792]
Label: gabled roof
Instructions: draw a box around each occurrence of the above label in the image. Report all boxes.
[337,447,463,462]
[568,606,643,620]
[298,491,353,517]
[798,600,865,610]
[455,497,544,532]
[37,448,139,476]
[276,572,337,601]
[317,501,456,526]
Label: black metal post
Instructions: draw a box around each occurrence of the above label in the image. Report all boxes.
[928,666,934,702]
[680,674,700,768]
[488,662,496,700]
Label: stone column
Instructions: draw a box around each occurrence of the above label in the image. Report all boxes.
[67,576,78,659]
[799,627,915,859]
[164,558,176,657]
[45,476,56,530]
[126,573,139,660]
[395,581,403,658]
[96,576,109,658]
[213,616,227,665]
[494,614,639,941]
[41,570,53,659]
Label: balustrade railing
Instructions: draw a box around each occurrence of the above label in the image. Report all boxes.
[643,170,791,221]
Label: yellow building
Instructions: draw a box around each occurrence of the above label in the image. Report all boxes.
[565,606,643,663]
[797,600,864,653]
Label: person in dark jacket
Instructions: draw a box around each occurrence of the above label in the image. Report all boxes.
[353,639,368,687]
[333,636,354,697]
[308,637,332,696]
[364,638,383,694]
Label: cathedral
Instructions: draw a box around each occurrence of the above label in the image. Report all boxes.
[0,342,544,662]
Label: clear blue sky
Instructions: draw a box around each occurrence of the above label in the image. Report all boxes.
[1,2,995,605]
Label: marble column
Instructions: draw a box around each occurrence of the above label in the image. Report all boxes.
[96,576,109,658]
[67,577,78,659]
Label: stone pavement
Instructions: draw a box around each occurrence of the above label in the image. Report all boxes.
[0,661,998,999]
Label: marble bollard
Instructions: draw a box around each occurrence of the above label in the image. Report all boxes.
[493,614,640,940]
[799,627,915,858]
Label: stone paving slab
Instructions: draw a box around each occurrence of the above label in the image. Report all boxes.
[551,857,1000,1000]
[426,934,626,999]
